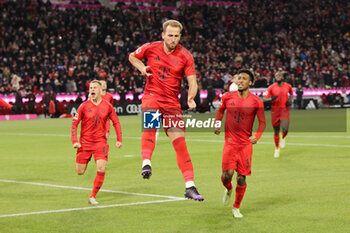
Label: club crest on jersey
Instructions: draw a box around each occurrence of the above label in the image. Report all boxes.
[171,58,178,66]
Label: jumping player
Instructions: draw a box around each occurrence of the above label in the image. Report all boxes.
[214,69,266,218]
[263,71,293,158]
[71,80,122,205]
[128,19,204,201]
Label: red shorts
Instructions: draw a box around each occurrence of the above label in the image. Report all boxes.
[76,144,109,164]
[142,94,184,132]
[271,107,290,127]
[222,142,253,176]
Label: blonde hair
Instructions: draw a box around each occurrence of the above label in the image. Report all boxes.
[163,20,183,32]
[90,80,102,86]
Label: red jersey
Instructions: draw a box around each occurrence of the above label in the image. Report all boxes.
[215,92,266,145]
[133,41,196,103]
[0,98,12,110]
[71,99,122,150]
[101,92,114,105]
[264,82,293,108]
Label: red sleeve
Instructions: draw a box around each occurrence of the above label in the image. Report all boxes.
[0,98,12,110]
[289,84,293,95]
[133,42,150,60]
[253,99,266,140]
[71,104,84,144]
[109,105,122,142]
[263,86,272,98]
[215,94,227,122]
[108,93,114,105]
[184,54,196,77]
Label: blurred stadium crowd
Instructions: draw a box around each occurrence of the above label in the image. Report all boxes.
[0,0,349,114]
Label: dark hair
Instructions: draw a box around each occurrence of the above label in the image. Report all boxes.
[238,69,254,82]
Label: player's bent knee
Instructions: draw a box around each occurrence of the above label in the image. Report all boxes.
[76,170,85,175]
[97,167,106,173]
[236,174,246,186]
[222,171,233,182]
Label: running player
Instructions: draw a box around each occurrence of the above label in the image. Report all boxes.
[214,69,266,218]
[263,72,293,158]
[71,80,122,205]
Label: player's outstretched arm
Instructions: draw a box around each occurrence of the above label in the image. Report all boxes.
[128,52,152,77]
[214,96,226,135]
[253,101,266,142]
[71,107,83,147]
[109,107,123,144]
[186,75,198,111]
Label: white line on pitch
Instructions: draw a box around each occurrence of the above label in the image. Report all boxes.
[0,179,181,199]
[1,132,350,148]
[0,198,185,218]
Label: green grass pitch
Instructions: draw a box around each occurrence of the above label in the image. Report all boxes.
[0,109,349,233]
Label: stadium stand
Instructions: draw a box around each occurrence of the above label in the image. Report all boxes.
[0,0,349,115]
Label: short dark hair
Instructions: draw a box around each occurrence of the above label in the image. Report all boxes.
[238,69,254,82]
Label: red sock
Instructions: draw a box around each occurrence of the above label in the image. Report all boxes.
[233,184,247,209]
[282,131,288,139]
[221,176,232,191]
[141,129,157,161]
[172,137,194,182]
[0,98,12,110]
[274,134,280,148]
[90,171,105,198]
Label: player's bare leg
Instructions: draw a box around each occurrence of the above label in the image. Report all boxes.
[222,170,234,205]
[232,174,246,218]
[75,163,88,175]
[89,159,107,205]
[280,120,289,149]
[273,125,281,158]
[168,127,204,201]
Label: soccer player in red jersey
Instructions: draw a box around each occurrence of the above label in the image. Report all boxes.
[128,19,204,201]
[100,80,114,138]
[71,80,122,205]
[263,72,293,158]
[214,69,266,218]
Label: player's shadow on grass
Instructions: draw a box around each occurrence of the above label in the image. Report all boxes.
[246,195,296,213]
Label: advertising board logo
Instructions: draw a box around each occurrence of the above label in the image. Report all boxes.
[143,110,161,129]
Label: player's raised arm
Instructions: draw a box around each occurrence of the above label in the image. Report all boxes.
[186,75,198,111]
[71,105,83,148]
[109,106,122,148]
[214,95,227,135]
[129,43,152,77]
